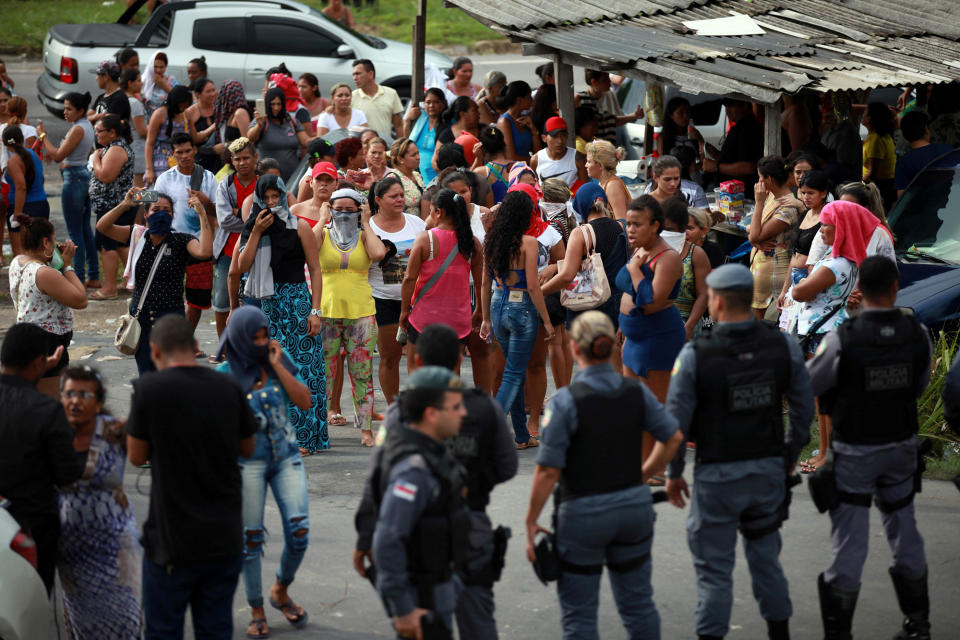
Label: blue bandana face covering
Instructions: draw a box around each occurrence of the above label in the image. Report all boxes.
[147,210,173,236]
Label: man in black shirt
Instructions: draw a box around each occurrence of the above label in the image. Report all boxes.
[0,323,83,593]
[703,98,764,185]
[127,315,256,638]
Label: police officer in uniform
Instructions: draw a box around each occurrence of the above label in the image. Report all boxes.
[807,256,933,640]
[370,366,469,639]
[355,323,517,639]
[665,263,815,640]
[525,311,683,639]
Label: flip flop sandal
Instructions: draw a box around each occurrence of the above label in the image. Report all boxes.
[646,475,666,487]
[373,411,385,421]
[516,439,539,450]
[299,447,313,457]
[194,351,208,359]
[87,290,118,301]
[246,618,270,639]
[268,597,308,628]
[329,413,348,426]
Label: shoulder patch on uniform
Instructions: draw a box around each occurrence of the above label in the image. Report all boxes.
[671,355,683,377]
[405,453,427,469]
[392,481,418,502]
[541,407,553,430]
[815,337,829,357]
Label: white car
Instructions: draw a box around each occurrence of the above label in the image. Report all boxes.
[0,498,51,640]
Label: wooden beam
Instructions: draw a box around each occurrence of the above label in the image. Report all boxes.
[553,56,575,147]
[763,101,782,157]
[411,0,427,104]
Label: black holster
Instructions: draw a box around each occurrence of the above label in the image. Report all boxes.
[462,525,511,587]
[808,449,840,513]
[420,611,453,640]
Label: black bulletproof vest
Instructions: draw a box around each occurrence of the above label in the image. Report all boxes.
[829,310,926,445]
[445,388,498,511]
[692,321,790,464]
[557,379,646,501]
[377,426,469,599]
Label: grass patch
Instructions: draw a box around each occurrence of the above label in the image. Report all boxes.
[0,0,501,56]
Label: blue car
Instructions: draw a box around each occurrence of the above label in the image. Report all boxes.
[889,148,960,331]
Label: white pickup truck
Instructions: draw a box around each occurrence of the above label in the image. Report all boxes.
[37,0,451,118]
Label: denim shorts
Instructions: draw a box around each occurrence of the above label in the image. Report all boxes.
[212,254,232,313]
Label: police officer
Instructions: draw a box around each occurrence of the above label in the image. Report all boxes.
[807,256,933,640]
[370,366,469,639]
[525,311,683,639]
[355,323,517,639]
[664,263,815,640]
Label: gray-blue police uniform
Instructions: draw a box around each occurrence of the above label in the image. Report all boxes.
[538,361,679,640]
[807,307,932,640]
[666,315,814,640]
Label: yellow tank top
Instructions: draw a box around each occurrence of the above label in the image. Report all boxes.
[318,229,376,319]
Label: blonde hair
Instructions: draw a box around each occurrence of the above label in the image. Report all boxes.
[689,207,712,231]
[390,137,417,168]
[228,136,253,155]
[330,82,351,98]
[541,177,571,203]
[585,140,625,176]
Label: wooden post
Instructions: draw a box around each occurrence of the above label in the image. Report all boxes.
[553,56,575,147]
[411,0,427,104]
[643,81,662,156]
[763,100,782,157]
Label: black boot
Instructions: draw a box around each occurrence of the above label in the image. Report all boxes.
[767,619,790,640]
[818,572,859,640]
[890,568,931,640]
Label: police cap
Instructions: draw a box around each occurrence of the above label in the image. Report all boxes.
[705,263,754,292]
[405,366,465,392]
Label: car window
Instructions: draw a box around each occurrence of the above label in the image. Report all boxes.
[253,20,340,57]
[193,18,247,52]
[888,157,960,262]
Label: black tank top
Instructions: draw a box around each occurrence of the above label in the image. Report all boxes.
[195,114,221,173]
[790,222,821,257]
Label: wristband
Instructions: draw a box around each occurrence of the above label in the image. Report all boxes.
[309,308,323,318]
[63,265,75,273]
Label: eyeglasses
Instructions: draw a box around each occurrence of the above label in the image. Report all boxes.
[61,390,98,400]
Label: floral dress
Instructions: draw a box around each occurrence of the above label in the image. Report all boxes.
[794,256,856,348]
[57,416,142,639]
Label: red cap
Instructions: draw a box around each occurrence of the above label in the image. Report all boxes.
[454,132,479,165]
[312,161,338,180]
[544,116,567,134]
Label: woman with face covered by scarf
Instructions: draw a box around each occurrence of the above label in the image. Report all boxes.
[311,188,385,446]
[216,305,312,639]
[232,175,327,453]
[96,186,213,372]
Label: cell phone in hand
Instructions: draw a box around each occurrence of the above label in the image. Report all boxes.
[255,98,266,114]
[134,190,160,204]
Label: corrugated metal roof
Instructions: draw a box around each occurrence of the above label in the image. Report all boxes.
[446,0,960,100]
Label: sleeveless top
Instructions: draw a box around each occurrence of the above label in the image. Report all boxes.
[790,221,821,257]
[409,228,472,338]
[486,161,511,203]
[89,139,134,213]
[9,258,73,335]
[195,113,221,174]
[615,249,681,318]
[318,228,375,319]
[63,120,95,167]
[5,149,46,205]
[502,113,532,158]
[674,242,697,320]
[535,146,578,187]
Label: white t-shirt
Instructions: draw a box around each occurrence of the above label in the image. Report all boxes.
[315,109,367,132]
[153,165,218,236]
[536,225,563,273]
[807,226,897,267]
[368,213,426,299]
[0,123,38,172]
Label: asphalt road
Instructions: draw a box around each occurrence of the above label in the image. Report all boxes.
[3,57,960,639]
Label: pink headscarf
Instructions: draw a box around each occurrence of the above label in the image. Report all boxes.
[819,200,880,265]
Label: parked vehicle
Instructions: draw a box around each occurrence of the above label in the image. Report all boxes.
[0,497,51,640]
[889,148,960,332]
[37,0,451,118]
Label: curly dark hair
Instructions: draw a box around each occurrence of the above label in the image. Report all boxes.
[432,188,475,261]
[335,137,364,169]
[484,191,531,279]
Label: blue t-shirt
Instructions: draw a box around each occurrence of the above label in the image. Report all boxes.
[5,149,46,205]
[894,143,954,191]
[216,359,302,461]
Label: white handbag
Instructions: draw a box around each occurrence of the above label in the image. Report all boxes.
[559,224,611,311]
[115,237,167,355]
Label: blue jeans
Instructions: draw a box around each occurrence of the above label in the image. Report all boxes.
[239,438,310,608]
[492,288,540,443]
[60,166,98,282]
[142,554,241,640]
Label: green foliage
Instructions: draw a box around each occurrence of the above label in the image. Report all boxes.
[919,330,960,459]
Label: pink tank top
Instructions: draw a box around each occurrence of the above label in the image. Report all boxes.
[409,228,472,338]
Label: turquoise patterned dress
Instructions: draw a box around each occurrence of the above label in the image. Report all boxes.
[57,416,143,639]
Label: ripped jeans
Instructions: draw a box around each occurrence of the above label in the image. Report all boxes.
[239,437,310,608]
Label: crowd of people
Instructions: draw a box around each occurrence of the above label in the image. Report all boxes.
[0,44,954,640]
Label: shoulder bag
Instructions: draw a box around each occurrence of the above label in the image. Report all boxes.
[115,238,168,355]
[559,223,611,311]
[396,234,460,345]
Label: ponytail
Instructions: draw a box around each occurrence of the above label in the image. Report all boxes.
[432,188,474,260]
[1,126,36,191]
